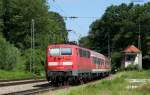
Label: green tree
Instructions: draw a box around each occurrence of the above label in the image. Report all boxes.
[2,0,67,50]
[23,48,44,75]
[37,11,67,49]
[0,0,67,74]
[80,3,150,70]
[0,0,3,32]
[0,34,20,70]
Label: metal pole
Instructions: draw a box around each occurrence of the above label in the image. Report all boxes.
[32,19,35,73]
[138,24,141,50]
[30,19,33,72]
[49,30,55,44]
[108,32,111,59]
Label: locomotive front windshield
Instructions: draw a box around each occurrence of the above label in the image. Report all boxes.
[61,48,72,55]
[49,48,60,56]
[49,48,72,56]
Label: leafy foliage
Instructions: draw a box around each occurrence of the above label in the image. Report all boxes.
[0,0,3,32]
[23,49,45,75]
[2,0,67,49]
[142,56,150,69]
[0,0,67,77]
[111,52,122,72]
[80,3,150,70]
[0,34,20,70]
[125,64,139,71]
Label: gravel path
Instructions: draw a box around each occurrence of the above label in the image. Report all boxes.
[0,81,48,94]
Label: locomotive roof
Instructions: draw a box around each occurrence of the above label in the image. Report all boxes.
[48,44,107,59]
[90,51,105,59]
[48,44,92,51]
[47,44,79,48]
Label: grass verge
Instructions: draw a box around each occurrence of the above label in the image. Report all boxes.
[120,70,150,79]
[0,70,44,80]
[50,70,150,95]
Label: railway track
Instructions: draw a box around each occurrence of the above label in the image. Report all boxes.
[3,85,69,95]
[0,78,68,95]
[0,75,112,95]
[4,87,51,95]
[0,78,35,82]
[0,79,46,87]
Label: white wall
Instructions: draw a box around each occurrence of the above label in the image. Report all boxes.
[124,53,142,69]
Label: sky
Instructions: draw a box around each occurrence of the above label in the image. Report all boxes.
[48,0,150,42]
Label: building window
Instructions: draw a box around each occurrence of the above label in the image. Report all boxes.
[126,54,136,61]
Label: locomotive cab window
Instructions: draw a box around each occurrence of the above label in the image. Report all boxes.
[49,48,60,56]
[61,48,72,55]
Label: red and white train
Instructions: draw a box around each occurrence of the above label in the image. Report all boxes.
[45,44,111,84]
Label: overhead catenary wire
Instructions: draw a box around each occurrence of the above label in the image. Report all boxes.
[50,0,109,54]
[51,0,68,16]
[131,0,144,3]
[50,0,85,43]
[63,16,100,19]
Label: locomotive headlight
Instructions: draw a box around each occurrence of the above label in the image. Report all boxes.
[48,62,58,66]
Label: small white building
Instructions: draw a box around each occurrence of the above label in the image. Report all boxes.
[122,45,142,70]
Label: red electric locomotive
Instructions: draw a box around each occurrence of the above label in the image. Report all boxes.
[45,44,111,84]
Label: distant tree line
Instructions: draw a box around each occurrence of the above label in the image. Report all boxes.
[0,0,67,74]
[79,3,150,71]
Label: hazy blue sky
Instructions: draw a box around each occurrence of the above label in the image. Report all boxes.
[48,0,149,41]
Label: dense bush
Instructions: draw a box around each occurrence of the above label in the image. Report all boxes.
[126,64,139,71]
[142,56,150,69]
[111,52,122,73]
[0,34,20,70]
[23,49,45,75]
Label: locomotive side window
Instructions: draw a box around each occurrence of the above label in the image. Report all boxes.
[79,49,90,58]
[92,57,97,64]
[92,57,103,64]
[101,59,104,65]
[99,58,102,65]
[86,51,90,58]
[49,48,60,56]
[98,58,100,64]
[61,48,72,55]
[79,49,82,57]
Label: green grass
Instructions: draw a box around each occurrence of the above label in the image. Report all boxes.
[136,83,150,94]
[120,70,150,79]
[0,70,40,80]
[53,70,150,95]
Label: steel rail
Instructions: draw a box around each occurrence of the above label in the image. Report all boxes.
[3,86,69,95]
[0,79,46,87]
[0,78,45,82]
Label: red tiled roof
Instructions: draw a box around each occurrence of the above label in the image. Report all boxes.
[123,45,140,53]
